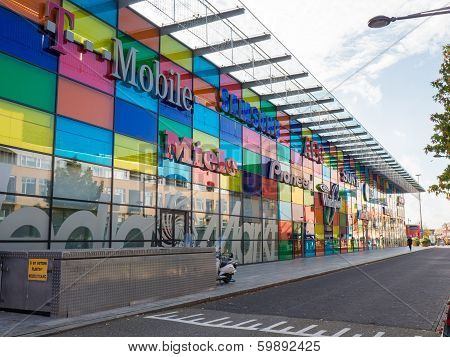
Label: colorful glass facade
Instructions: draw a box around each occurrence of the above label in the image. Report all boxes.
[0,1,407,261]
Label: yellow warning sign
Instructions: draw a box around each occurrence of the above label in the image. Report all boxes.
[28,259,48,281]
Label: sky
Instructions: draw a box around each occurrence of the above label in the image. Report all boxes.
[241,0,450,229]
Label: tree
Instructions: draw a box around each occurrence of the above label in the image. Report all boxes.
[425,45,450,198]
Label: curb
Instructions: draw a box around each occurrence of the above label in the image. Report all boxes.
[11,248,429,337]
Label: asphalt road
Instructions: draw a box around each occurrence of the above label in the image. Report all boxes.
[54,248,450,337]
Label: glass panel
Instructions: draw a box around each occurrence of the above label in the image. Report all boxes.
[55,117,113,166]
[0,195,49,249]
[242,89,260,110]
[193,56,219,88]
[278,201,292,221]
[114,134,157,175]
[279,183,291,202]
[242,127,261,154]
[115,99,157,143]
[193,104,219,137]
[118,7,159,52]
[111,206,157,248]
[262,198,277,219]
[220,116,242,147]
[192,212,219,248]
[57,77,114,130]
[193,77,219,111]
[0,52,56,112]
[220,74,241,99]
[54,158,111,203]
[51,199,110,248]
[243,194,261,218]
[160,35,192,72]
[242,172,261,195]
[243,149,261,175]
[158,177,191,211]
[262,177,277,200]
[59,41,114,95]
[261,136,277,160]
[0,99,54,154]
[192,184,219,213]
[113,169,156,207]
[220,172,242,193]
[242,218,262,264]
[69,0,117,26]
[220,214,243,262]
[220,190,242,216]
[0,0,47,24]
[263,218,278,262]
[193,130,219,152]
[63,0,115,53]
[220,140,242,169]
[0,146,52,197]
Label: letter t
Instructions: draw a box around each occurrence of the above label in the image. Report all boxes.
[47,2,75,55]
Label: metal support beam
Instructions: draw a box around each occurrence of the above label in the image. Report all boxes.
[193,33,271,56]
[321,132,368,140]
[313,125,361,134]
[292,117,354,129]
[220,54,292,73]
[241,72,308,89]
[260,86,322,101]
[327,137,374,143]
[277,98,334,111]
[290,108,345,120]
[158,8,246,35]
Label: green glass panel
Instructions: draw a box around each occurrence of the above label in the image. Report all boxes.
[117,31,159,69]
[243,149,261,175]
[260,100,276,117]
[0,52,56,112]
[277,143,290,164]
[278,240,293,261]
[159,115,191,139]
[279,183,292,202]
[193,130,219,152]
[114,134,157,175]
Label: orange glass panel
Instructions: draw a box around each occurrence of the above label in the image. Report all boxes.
[278,221,292,241]
[193,76,219,111]
[0,0,51,23]
[57,77,114,130]
[118,7,159,52]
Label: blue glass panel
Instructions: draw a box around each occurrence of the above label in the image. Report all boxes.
[115,99,157,143]
[323,165,331,180]
[158,159,191,182]
[220,140,242,169]
[69,0,118,26]
[194,103,219,137]
[159,101,192,127]
[242,172,261,196]
[278,201,292,221]
[193,56,219,88]
[220,115,242,146]
[290,133,303,153]
[312,133,322,144]
[55,116,112,166]
[116,81,158,113]
[0,7,58,72]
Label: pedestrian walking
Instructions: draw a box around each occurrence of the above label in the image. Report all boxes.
[407,236,413,251]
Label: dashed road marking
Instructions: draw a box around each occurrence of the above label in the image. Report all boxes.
[145,312,395,337]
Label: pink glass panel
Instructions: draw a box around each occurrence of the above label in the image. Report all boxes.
[193,168,219,187]
[261,136,277,160]
[242,127,261,153]
[59,42,114,95]
[220,74,241,99]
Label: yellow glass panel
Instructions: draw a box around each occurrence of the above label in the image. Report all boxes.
[279,183,291,202]
[314,176,322,190]
[193,130,219,152]
[63,1,115,53]
[333,226,340,237]
[242,88,260,110]
[220,172,242,192]
[160,35,192,72]
[0,99,53,154]
[292,186,304,205]
[315,224,325,239]
[302,128,312,137]
[114,134,157,175]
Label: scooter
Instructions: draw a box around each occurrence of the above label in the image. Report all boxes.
[216,252,238,284]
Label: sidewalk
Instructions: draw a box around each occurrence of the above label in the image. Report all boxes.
[0,246,430,337]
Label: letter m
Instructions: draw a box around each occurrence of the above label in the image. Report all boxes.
[164,130,193,165]
[111,38,138,87]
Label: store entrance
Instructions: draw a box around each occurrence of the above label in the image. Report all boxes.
[159,210,190,247]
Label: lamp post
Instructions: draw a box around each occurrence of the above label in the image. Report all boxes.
[416,174,423,238]
[368,6,450,28]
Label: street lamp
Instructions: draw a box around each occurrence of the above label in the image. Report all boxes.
[416,174,423,237]
[368,6,450,28]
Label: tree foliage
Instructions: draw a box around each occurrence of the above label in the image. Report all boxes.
[425,45,450,198]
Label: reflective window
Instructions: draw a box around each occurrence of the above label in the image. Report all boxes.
[243,195,261,218]
[51,199,110,248]
[0,146,52,197]
[53,158,111,203]
[262,198,277,219]
[193,185,219,214]
[113,169,156,207]
[242,218,262,264]
[114,134,157,175]
[220,190,242,216]
[192,212,219,248]
[263,218,278,262]
[160,35,192,72]
[158,177,191,211]
[118,7,159,52]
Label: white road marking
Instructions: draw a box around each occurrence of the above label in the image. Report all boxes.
[295,325,318,334]
[312,330,327,336]
[232,319,258,327]
[353,334,362,337]
[149,311,179,318]
[177,314,204,320]
[279,326,295,332]
[260,321,288,331]
[332,328,351,337]
[374,332,385,337]
[203,317,230,324]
